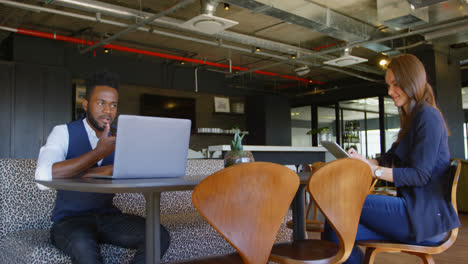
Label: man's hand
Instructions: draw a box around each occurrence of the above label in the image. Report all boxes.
[51,123,116,179]
[95,123,116,159]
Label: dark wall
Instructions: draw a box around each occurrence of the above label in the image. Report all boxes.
[12,34,256,97]
[414,47,465,158]
[0,61,13,157]
[265,96,291,145]
[0,62,71,158]
[6,34,295,157]
[246,95,291,145]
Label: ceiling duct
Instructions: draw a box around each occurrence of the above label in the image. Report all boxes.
[229,0,398,54]
[180,0,238,35]
[377,0,428,30]
[323,49,368,67]
[294,66,310,76]
[407,0,448,9]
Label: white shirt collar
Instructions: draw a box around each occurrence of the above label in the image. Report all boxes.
[82,118,98,140]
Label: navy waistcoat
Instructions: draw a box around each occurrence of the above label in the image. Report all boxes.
[51,119,120,222]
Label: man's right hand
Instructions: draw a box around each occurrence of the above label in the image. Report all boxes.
[95,123,116,159]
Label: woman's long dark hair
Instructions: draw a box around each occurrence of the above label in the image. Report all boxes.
[388,54,448,143]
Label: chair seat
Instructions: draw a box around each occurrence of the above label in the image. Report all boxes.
[270,239,339,262]
[286,220,325,233]
[170,252,244,264]
[357,239,446,254]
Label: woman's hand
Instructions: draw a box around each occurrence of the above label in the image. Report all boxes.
[348,148,378,172]
[347,148,393,182]
[347,148,369,164]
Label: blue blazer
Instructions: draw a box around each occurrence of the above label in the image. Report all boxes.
[377,103,460,242]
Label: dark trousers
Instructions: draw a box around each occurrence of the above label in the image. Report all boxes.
[323,194,444,264]
[51,213,170,264]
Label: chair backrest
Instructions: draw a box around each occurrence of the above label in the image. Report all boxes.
[192,162,299,264]
[432,159,462,253]
[308,158,373,263]
[304,161,326,221]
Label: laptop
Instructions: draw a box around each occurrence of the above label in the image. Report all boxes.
[88,115,191,179]
[321,141,350,159]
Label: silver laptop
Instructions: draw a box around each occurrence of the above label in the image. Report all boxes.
[89,115,191,179]
[321,141,350,159]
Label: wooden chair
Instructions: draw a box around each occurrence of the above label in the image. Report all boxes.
[357,159,462,264]
[172,162,299,264]
[286,162,326,235]
[269,158,373,264]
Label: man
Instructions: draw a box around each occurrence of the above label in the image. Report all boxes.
[35,71,170,264]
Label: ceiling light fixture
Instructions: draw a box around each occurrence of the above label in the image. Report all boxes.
[379,59,388,66]
[104,48,110,53]
[255,47,261,52]
[323,48,368,67]
[291,54,296,59]
[224,3,230,10]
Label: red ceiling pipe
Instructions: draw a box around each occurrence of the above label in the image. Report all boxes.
[10,27,324,85]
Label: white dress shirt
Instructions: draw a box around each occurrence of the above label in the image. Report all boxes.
[35,119,104,189]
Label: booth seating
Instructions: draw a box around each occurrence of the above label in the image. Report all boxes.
[0,159,293,264]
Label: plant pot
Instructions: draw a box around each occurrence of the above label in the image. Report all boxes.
[224,150,255,168]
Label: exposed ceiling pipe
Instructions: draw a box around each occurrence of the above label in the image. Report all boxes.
[36,0,384,76]
[0,25,323,85]
[237,16,468,76]
[80,0,195,54]
[424,23,468,41]
[194,67,199,92]
[1,0,381,82]
[227,0,394,53]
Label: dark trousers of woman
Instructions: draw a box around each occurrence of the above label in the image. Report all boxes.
[51,213,170,264]
[323,194,444,264]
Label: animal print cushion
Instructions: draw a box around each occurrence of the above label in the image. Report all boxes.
[0,159,224,236]
[0,159,55,237]
[0,158,292,263]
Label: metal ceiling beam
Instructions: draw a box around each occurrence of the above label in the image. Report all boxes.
[227,0,394,53]
[80,0,194,54]
[236,16,468,76]
[0,0,382,82]
[41,0,384,76]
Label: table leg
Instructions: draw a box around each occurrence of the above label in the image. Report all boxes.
[144,192,161,264]
[292,184,306,240]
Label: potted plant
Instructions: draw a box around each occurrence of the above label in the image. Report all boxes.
[224,130,254,167]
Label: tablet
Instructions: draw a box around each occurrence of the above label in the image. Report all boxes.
[321,141,350,159]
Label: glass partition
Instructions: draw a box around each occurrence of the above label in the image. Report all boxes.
[317,106,336,145]
[291,96,401,158]
[291,106,312,146]
[384,97,400,152]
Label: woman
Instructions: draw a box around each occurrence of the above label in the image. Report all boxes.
[323,54,461,263]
